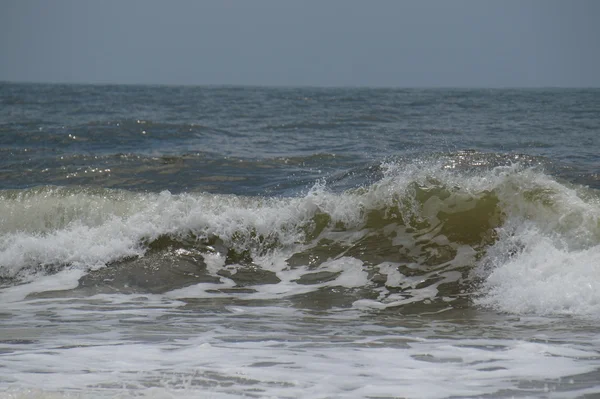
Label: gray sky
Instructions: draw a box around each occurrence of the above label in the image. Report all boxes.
[1,0,599,87]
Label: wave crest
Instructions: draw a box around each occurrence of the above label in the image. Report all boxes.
[2,158,600,316]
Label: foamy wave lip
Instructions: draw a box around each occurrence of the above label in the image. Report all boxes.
[476,228,600,317]
[0,223,146,279]
[474,164,600,317]
[0,183,362,280]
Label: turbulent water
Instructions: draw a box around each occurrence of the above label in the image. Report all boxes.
[1,83,600,398]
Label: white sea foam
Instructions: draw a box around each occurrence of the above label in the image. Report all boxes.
[473,167,600,317]
[475,225,600,316]
[165,255,370,301]
[0,269,84,303]
[1,302,598,399]
[1,163,600,317]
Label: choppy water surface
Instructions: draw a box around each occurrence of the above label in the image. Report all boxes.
[1,83,600,398]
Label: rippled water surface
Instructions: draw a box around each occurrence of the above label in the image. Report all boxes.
[1,83,599,398]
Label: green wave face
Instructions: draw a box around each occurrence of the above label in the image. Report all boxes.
[2,157,600,314]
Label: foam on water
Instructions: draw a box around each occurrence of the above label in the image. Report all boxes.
[1,300,599,399]
[473,166,600,316]
[0,269,84,303]
[475,224,600,316]
[166,255,370,301]
[1,160,600,318]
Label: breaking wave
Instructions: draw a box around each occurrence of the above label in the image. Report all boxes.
[1,156,600,317]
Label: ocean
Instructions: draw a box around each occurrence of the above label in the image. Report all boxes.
[1,82,599,398]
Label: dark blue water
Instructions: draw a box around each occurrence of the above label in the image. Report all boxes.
[1,83,598,194]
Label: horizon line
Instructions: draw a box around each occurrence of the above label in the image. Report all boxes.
[1,79,599,90]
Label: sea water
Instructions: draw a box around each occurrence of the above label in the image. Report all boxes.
[1,83,599,398]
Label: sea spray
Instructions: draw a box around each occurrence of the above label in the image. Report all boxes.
[2,159,599,316]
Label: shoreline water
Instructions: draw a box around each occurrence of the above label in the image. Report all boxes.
[1,83,599,398]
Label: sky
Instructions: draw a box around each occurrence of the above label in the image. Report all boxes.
[1,0,599,87]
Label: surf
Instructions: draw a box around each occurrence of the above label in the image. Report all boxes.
[1,155,599,317]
